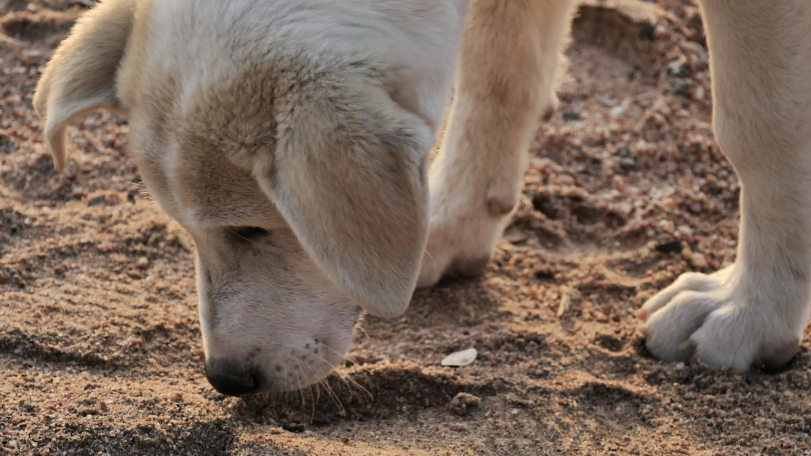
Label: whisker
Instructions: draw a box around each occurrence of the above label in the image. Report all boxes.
[314,379,322,403]
[293,358,317,417]
[354,323,372,344]
[293,366,305,406]
[280,363,293,407]
[310,350,373,402]
[301,350,353,393]
[308,381,316,418]
[423,248,437,275]
[303,360,345,416]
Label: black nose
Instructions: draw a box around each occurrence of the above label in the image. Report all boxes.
[205,359,261,396]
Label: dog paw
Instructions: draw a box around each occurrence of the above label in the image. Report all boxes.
[638,265,805,371]
[416,179,517,289]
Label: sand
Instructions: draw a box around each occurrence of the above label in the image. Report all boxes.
[2,1,811,454]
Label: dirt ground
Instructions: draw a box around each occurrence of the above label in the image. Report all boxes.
[2,1,811,455]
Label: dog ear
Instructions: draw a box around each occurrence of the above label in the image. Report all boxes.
[254,84,432,318]
[33,0,136,171]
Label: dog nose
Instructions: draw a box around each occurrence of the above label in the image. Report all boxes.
[204,359,261,396]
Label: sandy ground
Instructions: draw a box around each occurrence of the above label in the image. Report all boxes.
[2,1,811,455]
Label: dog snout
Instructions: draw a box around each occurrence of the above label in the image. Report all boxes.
[204,359,263,396]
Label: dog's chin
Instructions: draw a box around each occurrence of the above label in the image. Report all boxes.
[262,328,359,394]
[259,356,339,394]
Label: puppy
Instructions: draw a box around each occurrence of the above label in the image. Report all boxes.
[34,0,811,396]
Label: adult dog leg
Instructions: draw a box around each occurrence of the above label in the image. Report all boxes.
[417,0,578,287]
[641,0,811,370]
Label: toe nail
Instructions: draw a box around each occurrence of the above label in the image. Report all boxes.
[638,325,649,338]
[634,309,647,321]
[452,255,491,278]
[761,338,801,371]
[678,339,696,356]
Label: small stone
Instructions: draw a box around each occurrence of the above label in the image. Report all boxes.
[504,232,528,244]
[136,257,149,269]
[558,174,575,186]
[450,423,469,432]
[441,347,477,367]
[448,392,481,416]
[557,289,579,317]
[677,225,693,236]
[681,247,694,262]
[669,78,691,97]
[691,253,708,269]
[667,59,688,77]
[692,85,705,101]
[281,423,305,433]
[619,157,636,170]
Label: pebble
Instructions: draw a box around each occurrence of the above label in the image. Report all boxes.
[681,247,694,262]
[136,257,149,268]
[690,253,708,269]
[677,225,693,236]
[441,348,477,367]
[448,392,481,416]
[669,78,691,97]
[281,423,305,433]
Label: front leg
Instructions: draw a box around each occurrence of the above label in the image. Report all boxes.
[417,0,578,288]
[640,0,811,370]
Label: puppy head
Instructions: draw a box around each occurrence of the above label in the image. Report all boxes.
[34,0,434,394]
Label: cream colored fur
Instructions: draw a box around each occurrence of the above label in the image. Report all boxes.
[639,0,811,370]
[417,0,577,286]
[33,0,811,394]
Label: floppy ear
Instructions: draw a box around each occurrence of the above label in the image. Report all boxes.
[256,84,432,318]
[33,0,136,171]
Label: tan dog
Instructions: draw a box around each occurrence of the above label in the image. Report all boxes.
[34,0,811,395]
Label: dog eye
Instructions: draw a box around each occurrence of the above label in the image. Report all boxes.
[228,226,270,242]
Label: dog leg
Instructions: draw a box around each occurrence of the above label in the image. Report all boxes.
[641,0,811,370]
[417,0,578,288]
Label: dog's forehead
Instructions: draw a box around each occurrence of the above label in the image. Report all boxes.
[171,79,286,229]
[175,150,282,228]
[135,123,283,231]
[129,72,286,230]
